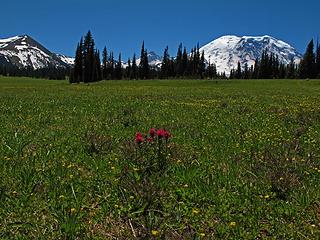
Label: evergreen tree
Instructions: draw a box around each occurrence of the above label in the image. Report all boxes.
[169,57,175,77]
[272,54,280,78]
[139,41,149,79]
[249,65,254,79]
[243,63,249,79]
[107,51,114,79]
[268,53,275,78]
[206,60,217,79]
[316,40,320,77]
[161,46,170,79]
[126,58,132,79]
[287,58,296,79]
[115,54,122,80]
[279,63,286,79]
[229,69,235,79]
[199,50,206,79]
[139,41,145,78]
[72,38,83,83]
[91,50,98,82]
[102,47,108,79]
[93,50,102,81]
[188,48,195,76]
[221,72,227,79]
[144,48,150,79]
[259,49,269,78]
[253,58,260,79]
[176,43,183,77]
[131,54,138,79]
[236,61,242,79]
[83,30,95,83]
[255,49,284,79]
[182,47,188,77]
[194,44,201,77]
[300,39,315,79]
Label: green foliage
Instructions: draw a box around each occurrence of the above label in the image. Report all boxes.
[73,31,102,84]
[300,40,316,79]
[72,38,83,84]
[161,46,171,79]
[0,77,320,239]
[139,41,150,79]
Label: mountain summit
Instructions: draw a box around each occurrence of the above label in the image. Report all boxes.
[0,35,73,69]
[200,35,302,75]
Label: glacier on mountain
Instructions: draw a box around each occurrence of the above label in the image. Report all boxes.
[199,35,302,75]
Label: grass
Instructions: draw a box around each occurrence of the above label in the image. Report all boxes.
[0,76,320,239]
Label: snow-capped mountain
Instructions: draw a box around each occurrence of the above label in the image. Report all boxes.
[0,34,302,75]
[136,51,162,68]
[0,35,73,69]
[200,35,302,75]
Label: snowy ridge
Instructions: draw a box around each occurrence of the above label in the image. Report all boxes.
[200,35,302,75]
[0,36,21,48]
[56,54,75,65]
[136,51,162,68]
[0,35,72,69]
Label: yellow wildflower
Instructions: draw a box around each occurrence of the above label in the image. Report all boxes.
[70,208,76,214]
[229,221,236,227]
[151,229,159,236]
[192,208,200,214]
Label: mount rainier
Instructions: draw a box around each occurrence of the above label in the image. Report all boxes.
[200,35,302,75]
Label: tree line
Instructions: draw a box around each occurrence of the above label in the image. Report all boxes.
[230,39,320,79]
[1,30,319,80]
[70,31,223,83]
[0,65,68,80]
[71,31,320,82]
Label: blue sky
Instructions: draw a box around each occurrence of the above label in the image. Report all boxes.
[1,0,319,59]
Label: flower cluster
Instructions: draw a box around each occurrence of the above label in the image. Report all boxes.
[135,128,171,144]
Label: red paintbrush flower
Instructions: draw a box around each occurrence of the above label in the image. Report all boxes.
[135,132,144,144]
[149,128,156,138]
[157,129,166,138]
[164,130,171,140]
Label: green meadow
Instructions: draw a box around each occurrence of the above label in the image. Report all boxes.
[0,77,320,239]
